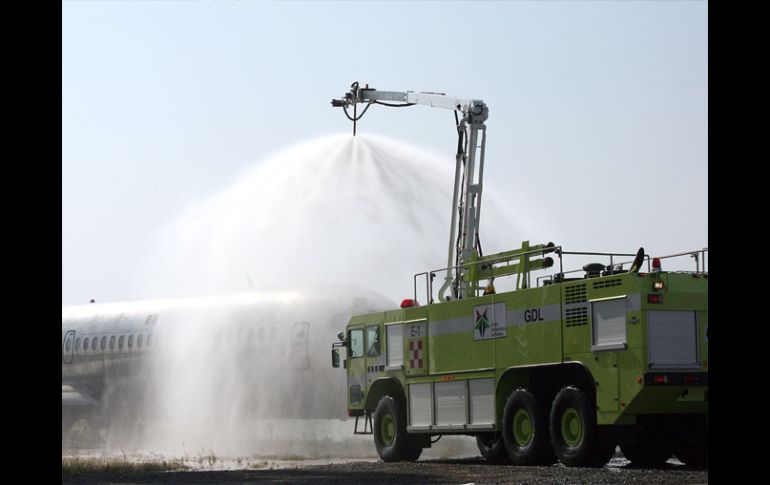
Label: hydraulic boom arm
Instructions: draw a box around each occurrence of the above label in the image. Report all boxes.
[331,82,489,302]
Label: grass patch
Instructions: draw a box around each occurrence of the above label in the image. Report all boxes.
[62,456,188,475]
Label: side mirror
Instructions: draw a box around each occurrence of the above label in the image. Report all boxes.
[331,348,340,368]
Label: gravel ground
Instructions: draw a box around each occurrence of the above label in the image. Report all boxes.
[62,456,708,484]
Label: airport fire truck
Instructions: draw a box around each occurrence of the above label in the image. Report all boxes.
[330,83,708,468]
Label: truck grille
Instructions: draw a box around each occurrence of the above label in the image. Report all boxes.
[564,284,586,304]
[565,306,588,327]
[593,278,622,289]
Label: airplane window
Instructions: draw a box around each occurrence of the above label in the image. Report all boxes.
[92,337,97,350]
[128,334,134,348]
[75,338,82,352]
[83,338,89,351]
[146,334,152,348]
[65,339,71,352]
[119,335,125,349]
[109,335,115,350]
[137,334,143,348]
[101,336,107,351]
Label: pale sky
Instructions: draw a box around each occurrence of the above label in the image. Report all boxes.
[62,1,707,305]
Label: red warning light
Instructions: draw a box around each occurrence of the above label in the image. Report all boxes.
[400,299,420,308]
[648,294,663,304]
[652,258,662,271]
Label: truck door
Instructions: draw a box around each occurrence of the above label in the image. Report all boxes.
[364,324,384,390]
[62,330,75,365]
[347,327,366,407]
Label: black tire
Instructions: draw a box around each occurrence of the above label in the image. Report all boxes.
[501,389,555,465]
[373,396,421,462]
[476,432,510,463]
[620,424,673,467]
[549,386,610,467]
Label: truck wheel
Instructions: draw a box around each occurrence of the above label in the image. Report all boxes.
[476,432,509,463]
[373,396,419,462]
[549,386,610,467]
[501,389,554,465]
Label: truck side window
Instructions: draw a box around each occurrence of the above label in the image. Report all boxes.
[366,326,380,357]
[349,328,364,358]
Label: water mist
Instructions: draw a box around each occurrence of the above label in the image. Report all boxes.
[73,134,522,460]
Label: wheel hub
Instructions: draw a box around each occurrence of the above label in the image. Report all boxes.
[512,408,533,447]
[381,414,396,445]
[561,407,583,447]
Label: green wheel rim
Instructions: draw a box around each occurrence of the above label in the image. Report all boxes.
[561,407,583,447]
[512,408,533,447]
[381,414,396,445]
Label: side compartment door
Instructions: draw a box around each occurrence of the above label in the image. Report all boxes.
[590,296,630,412]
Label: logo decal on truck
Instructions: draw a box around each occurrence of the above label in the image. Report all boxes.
[474,309,491,338]
[473,303,507,340]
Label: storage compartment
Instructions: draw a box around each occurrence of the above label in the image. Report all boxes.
[647,310,699,369]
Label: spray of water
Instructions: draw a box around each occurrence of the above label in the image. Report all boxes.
[73,134,522,460]
[135,133,516,301]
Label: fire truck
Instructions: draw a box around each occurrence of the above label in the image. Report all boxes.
[330,83,708,468]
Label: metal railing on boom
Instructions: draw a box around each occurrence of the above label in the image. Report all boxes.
[414,246,708,305]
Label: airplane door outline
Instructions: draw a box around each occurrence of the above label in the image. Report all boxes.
[62,330,75,364]
[290,321,310,370]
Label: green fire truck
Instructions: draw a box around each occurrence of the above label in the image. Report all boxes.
[330,83,708,468]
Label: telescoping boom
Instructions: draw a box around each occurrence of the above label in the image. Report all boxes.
[332,82,490,302]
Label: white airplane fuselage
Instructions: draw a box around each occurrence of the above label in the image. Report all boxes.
[62,287,394,429]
